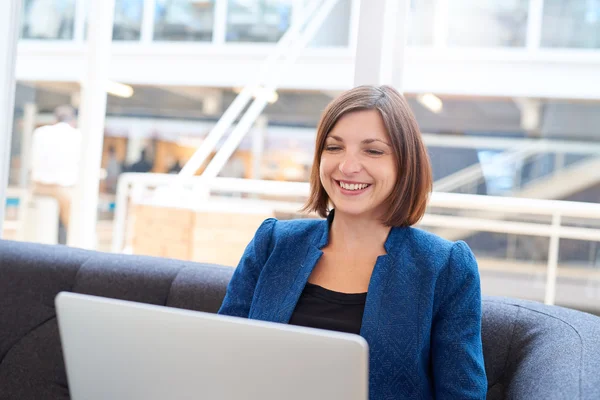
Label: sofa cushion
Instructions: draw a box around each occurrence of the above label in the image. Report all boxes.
[481,300,518,399]
[0,241,89,364]
[482,297,600,400]
[0,319,68,400]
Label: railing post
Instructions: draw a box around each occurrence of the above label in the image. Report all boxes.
[111,174,132,253]
[544,212,562,305]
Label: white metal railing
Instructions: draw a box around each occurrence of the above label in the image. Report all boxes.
[110,173,311,255]
[111,173,600,307]
[420,193,600,306]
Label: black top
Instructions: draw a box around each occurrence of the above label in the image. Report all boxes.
[288,282,367,335]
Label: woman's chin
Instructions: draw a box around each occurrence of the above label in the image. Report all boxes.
[332,203,372,217]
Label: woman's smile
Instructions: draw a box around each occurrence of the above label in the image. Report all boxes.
[335,180,372,196]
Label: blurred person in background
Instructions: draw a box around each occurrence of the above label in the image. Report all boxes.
[128,148,153,173]
[104,145,122,194]
[30,105,81,244]
[219,86,487,399]
[167,159,182,174]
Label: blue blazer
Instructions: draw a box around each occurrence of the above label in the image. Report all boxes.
[218,215,487,399]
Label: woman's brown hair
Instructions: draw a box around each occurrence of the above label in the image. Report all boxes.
[302,85,432,227]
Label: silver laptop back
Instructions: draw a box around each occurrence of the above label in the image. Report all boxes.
[55,292,368,400]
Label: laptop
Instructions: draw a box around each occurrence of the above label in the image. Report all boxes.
[55,292,369,400]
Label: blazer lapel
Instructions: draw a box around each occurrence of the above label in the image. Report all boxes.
[250,218,329,324]
[274,245,323,323]
[275,216,330,323]
[359,226,421,397]
[360,254,392,340]
[360,225,412,336]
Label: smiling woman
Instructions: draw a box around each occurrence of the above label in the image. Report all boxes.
[318,109,398,221]
[303,85,431,227]
[219,85,487,399]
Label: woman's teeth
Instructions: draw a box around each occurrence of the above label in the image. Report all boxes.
[339,182,369,191]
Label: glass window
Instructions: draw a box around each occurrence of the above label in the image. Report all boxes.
[308,0,351,47]
[447,0,529,47]
[226,0,293,43]
[541,0,600,48]
[154,0,215,41]
[408,0,435,46]
[113,0,144,41]
[21,0,76,40]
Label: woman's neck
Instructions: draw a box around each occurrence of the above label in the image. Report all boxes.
[328,210,391,253]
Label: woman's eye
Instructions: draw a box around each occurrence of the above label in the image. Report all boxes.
[366,149,384,156]
[325,146,342,152]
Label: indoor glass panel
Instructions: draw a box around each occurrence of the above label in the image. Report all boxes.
[541,0,600,48]
[21,0,76,40]
[114,0,145,41]
[447,0,529,47]
[226,0,293,43]
[308,0,351,47]
[154,0,215,41]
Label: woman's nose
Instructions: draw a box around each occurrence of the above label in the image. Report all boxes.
[339,156,362,175]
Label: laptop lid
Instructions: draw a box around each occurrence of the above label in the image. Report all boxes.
[55,292,368,400]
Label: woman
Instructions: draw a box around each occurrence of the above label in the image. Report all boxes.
[219,85,487,399]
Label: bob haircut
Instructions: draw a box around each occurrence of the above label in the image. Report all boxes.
[302,85,432,227]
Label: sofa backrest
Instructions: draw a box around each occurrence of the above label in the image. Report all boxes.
[1,239,600,400]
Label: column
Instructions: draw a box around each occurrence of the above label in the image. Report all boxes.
[67,0,116,249]
[353,0,410,91]
[0,0,22,237]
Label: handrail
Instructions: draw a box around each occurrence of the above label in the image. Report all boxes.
[427,191,600,218]
[112,174,600,250]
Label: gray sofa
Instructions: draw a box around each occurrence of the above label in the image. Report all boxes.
[1,239,599,400]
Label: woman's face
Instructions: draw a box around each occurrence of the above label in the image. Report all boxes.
[319,109,397,220]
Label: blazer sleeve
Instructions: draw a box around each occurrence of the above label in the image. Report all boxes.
[431,241,487,399]
[217,218,276,318]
